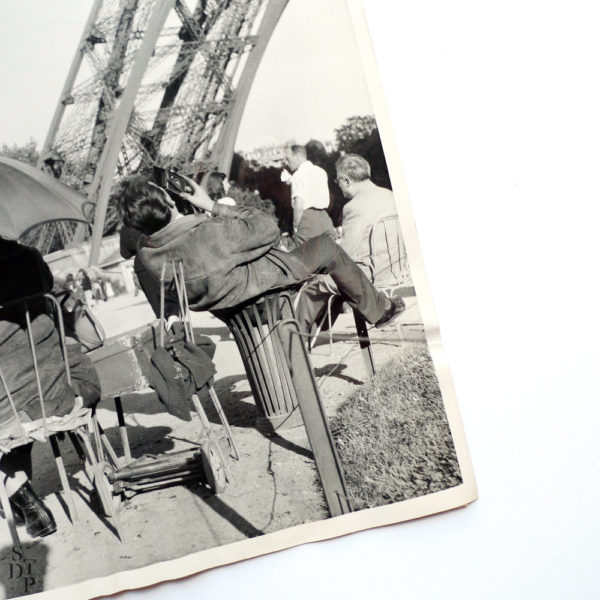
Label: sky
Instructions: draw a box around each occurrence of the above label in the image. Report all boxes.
[0,0,375,153]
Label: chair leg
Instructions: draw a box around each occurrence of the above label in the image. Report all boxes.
[352,310,376,379]
[207,385,240,460]
[0,476,21,550]
[95,420,121,469]
[191,393,232,483]
[78,429,124,542]
[50,435,78,524]
[69,430,95,487]
[326,295,335,355]
[90,411,105,464]
[310,295,335,355]
[395,320,404,343]
[114,396,132,465]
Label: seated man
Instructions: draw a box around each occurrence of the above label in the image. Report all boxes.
[0,236,101,538]
[115,175,404,335]
[336,153,406,281]
[300,153,409,331]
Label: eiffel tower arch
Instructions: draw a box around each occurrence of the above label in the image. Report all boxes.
[38,0,289,263]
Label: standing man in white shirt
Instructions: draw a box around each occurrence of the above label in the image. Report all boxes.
[284,144,336,247]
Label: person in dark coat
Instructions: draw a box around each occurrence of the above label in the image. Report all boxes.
[116,175,404,333]
[0,237,101,537]
[119,224,180,322]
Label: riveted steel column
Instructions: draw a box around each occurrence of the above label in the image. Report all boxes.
[215,0,290,175]
[88,0,176,265]
[38,0,105,166]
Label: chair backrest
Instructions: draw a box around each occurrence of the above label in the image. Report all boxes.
[0,293,71,442]
[368,215,412,290]
[159,259,195,347]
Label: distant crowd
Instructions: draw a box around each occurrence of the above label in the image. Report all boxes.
[59,268,116,308]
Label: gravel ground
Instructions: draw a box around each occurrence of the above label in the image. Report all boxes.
[0,292,422,598]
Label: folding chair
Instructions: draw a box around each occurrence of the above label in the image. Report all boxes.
[309,215,416,367]
[88,260,237,512]
[0,293,119,549]
[210,286,353,516]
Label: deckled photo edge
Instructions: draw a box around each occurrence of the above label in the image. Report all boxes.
[346,0,478,502]
[3,2,476,599]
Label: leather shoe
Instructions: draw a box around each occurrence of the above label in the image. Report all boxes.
[375,296,406,329]
[10,482,57,537]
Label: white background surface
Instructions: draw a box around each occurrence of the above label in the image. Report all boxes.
[120,1,600,598]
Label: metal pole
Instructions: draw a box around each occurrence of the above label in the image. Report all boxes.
[88,0,176,265]
[38,0,105,167]
[215,0,290,175]
[277,319,352,517]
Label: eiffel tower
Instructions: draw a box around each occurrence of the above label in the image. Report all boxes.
[35,0,288,261]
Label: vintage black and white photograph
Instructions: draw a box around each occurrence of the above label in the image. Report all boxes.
[0,1,475,597]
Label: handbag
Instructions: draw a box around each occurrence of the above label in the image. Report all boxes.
[57,290,105,352]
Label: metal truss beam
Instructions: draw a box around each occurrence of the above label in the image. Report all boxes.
[88,0,176,265]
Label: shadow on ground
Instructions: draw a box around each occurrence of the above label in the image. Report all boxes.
[314,363,363,386]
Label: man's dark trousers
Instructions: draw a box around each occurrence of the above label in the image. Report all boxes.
[290,208,336,248]
[289,235,387,334]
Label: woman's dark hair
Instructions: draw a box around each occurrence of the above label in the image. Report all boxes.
[116,175,172,236]
[206,171,227,201]
[77,268,92,286]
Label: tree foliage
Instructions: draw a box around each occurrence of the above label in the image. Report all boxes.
[228,183,277,219]
[334,116,378,153]
[232,115,393,232]
[0,139,39,166]
[334,116,391,189]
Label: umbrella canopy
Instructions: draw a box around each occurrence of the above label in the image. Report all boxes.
[0,157,91,240]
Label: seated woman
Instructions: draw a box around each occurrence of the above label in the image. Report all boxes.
[0,236,101,538]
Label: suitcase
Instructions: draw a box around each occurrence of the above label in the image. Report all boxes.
[87,321,161,399]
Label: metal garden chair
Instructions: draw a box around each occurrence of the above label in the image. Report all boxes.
[0,293,119,549]
[87,260,237,519]
[212,287,303,431]
[212,287,353,516]
[309,215,416,367]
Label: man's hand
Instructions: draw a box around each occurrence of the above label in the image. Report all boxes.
[292,195,303,233]
[178,175,215,213]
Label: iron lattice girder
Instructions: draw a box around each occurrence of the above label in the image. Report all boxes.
[139,0,262,164]
[85,0,141,178]
[151,100,234,119]
[171,0,244,101]
[38,0,289,261]
[46,0,264,168]
[167,2,263,165]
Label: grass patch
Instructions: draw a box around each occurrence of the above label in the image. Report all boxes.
[331,345,462,510]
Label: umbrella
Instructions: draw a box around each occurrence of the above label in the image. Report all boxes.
[0,157,91,240]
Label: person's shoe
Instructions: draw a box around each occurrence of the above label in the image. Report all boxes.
[375,296,406,329]
[0,504,25,525]
[10,482,57,537]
